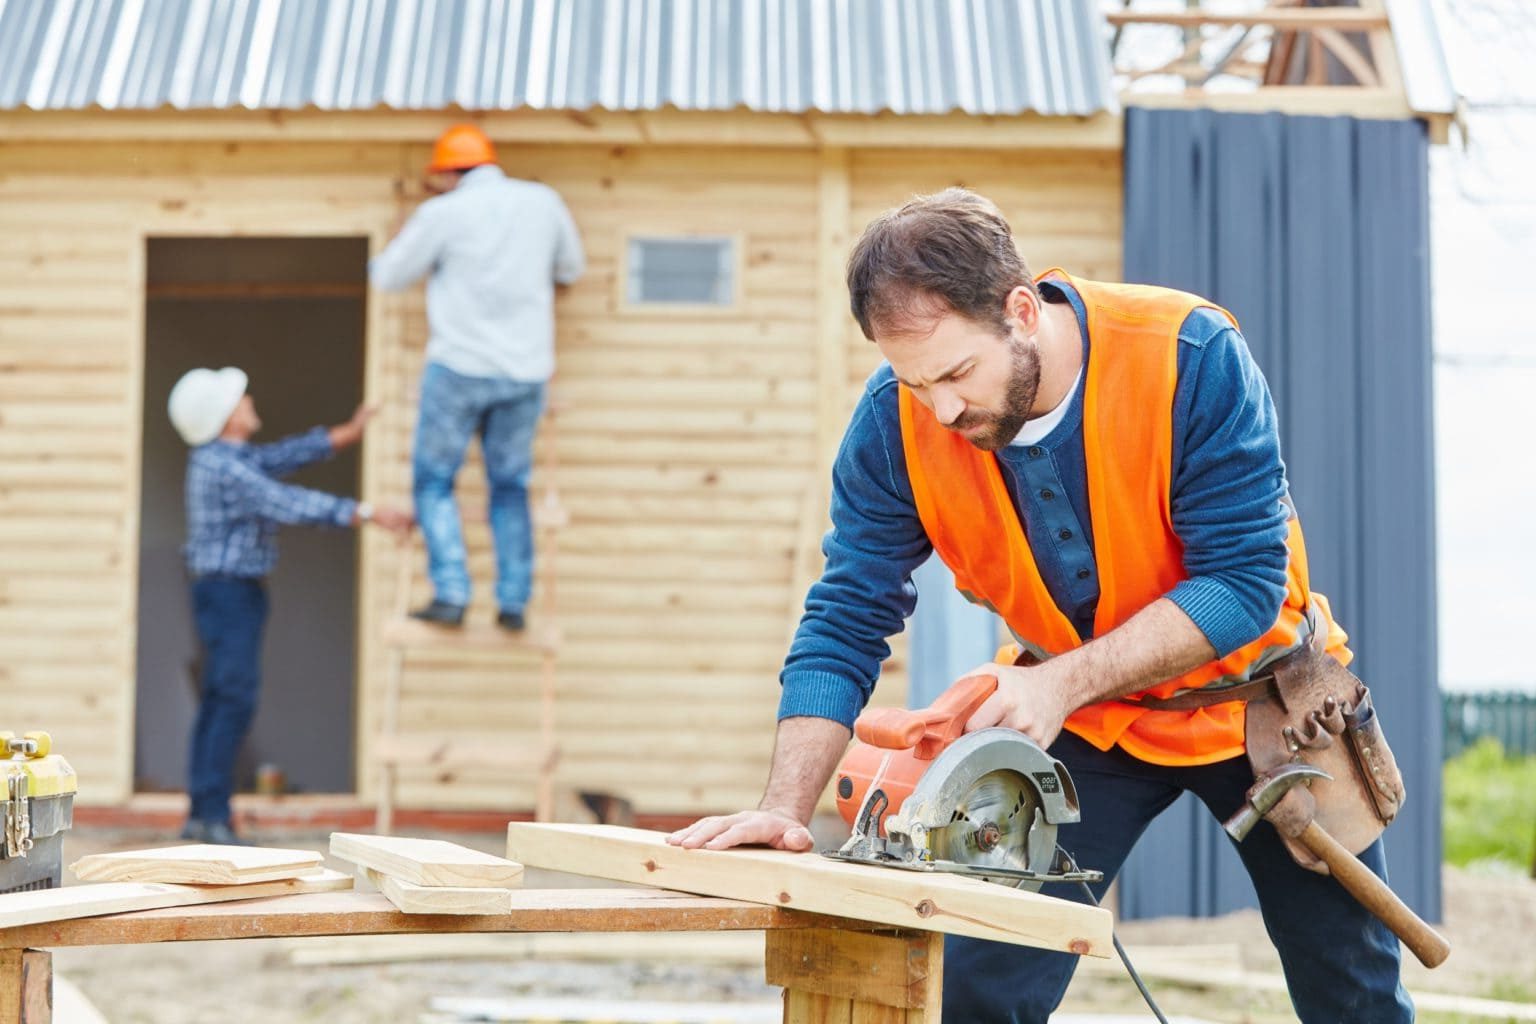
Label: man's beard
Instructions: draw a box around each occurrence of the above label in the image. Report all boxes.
[949,335,1040,451]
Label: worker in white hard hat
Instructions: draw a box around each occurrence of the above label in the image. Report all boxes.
[168,367,412,844]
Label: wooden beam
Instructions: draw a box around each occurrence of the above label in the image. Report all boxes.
[69,844,323,885]
[1106,8,1389,30]
[766,929,937,1010]
[806,112,1122,151]
[1313,27,1382,87]
[0,868,351,930]
[788,145,852,643]
[329,833,523,888]
[0,950,49,1024]
[0,109,1123,151]
[503,824,1112,956]
[0,890,847,948]
[1122,86,1412,119]
[815,146,852,482]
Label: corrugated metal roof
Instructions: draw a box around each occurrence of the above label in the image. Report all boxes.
[0,0,1116,116]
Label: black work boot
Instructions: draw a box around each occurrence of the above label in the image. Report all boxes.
[496,609,526,632]
[410,600,465,626]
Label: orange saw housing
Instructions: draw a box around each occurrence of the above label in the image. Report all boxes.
[834,673,999,833]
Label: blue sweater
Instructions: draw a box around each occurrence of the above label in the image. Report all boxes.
[779,279,1293,727]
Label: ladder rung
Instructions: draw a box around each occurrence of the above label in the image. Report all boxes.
[380,618,561,652]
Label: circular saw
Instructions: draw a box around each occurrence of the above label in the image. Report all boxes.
[824,675,1101,891]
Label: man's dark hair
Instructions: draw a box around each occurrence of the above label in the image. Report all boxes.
[846,187,1039,341]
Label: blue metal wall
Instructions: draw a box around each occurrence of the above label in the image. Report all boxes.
[1119,108,1442,921]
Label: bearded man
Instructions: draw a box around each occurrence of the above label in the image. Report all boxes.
[669,188,1411,1023]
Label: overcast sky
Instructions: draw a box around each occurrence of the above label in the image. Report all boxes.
[1430,0,1536,691]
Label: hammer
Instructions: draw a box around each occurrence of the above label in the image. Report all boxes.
[1225,763,1451,969]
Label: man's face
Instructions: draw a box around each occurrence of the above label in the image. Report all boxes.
[875,292,1042,452]
[226,394,261,439]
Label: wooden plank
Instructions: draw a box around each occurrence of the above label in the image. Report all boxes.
[364,868,514,916]
[285,930,765,966]
[0,868,352,930]
[1104,8,1388,29]
[806,112,1122,151]
[504,824,1111,956]
[52,977,105,1024]
[379,618,560,653]
[69,844,323,885]
[766,929,934,1009]
[329,833,524,888]
[0,890,842,948]
[428,996,781,1023]
[0,949,49,1024]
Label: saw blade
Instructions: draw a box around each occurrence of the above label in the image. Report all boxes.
[929,769,1042,880]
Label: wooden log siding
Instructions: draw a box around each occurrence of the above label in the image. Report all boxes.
[0,137,1120,813]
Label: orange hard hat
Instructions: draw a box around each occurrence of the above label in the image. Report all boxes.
[427,124,496,174]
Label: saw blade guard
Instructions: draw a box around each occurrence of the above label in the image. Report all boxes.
[892,729,1080,831]
[886,728,1082,875]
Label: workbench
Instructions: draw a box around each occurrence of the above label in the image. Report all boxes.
[1,887,943,1023]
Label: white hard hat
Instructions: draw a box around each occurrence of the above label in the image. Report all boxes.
[168,367,248,446]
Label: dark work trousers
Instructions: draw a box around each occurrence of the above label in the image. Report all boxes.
[187,575,269,825]
[942,731,1413,1023]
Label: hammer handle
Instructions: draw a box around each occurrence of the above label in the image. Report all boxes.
[1298,820,1450,968]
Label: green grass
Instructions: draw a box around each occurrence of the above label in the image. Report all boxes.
[1442,737,1536,871]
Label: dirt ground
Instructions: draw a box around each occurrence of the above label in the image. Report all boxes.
[36,825,1536,1024]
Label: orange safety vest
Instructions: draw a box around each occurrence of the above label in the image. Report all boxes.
[898,270,1351,766]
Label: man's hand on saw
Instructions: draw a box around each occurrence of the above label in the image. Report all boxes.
[962,662,1072,749]
[666,809,815,852]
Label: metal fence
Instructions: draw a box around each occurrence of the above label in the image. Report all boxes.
[1443,691,1536,759]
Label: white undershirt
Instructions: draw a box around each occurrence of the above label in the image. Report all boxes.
[1008,366,1085,447]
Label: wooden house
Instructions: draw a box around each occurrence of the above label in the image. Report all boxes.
[0,0,1452,822]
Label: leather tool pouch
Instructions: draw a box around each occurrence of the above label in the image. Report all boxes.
[1243,644,1407,873]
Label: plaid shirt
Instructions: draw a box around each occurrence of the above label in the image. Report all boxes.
[183,427,357,578]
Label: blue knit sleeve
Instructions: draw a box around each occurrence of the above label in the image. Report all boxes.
[1166,310,1291,657]
[778,370,932,727]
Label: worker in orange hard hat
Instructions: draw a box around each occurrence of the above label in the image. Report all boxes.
[371,125,585,633]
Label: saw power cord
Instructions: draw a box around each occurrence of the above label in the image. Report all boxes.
[1057,846,1172,1024]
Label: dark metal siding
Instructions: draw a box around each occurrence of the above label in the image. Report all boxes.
[1119,107,1442,921]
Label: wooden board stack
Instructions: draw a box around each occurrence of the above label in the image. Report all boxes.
[0,845,350,930]
[70,844,323,884]
[328,833,524,916]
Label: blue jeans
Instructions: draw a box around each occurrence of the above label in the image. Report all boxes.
[943,731,1413,1024]
[412,362,547,612]
[187,576,268,825]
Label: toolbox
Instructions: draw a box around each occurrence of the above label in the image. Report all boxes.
[1,731,77,894]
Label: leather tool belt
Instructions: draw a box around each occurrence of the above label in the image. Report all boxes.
[1120,615,1406,874]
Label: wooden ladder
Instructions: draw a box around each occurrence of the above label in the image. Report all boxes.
[373,416,567,832]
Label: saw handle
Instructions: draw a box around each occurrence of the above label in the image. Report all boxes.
[1297,820,1451,969]
[854,674,998,760]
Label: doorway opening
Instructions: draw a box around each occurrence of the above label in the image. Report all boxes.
[135,236,368,799]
